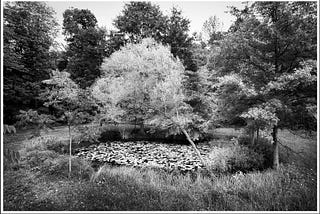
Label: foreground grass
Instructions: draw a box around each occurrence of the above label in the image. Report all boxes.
[3,127,318,211]
[4,163,317,211]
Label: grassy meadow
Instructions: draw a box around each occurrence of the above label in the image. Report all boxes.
[2,126,318,211]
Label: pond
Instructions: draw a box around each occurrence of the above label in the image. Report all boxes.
[75,141,213,172]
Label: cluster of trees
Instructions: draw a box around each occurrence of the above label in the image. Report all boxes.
[4,2,58,123]
[4,1,317,170]
[3,1,198,123]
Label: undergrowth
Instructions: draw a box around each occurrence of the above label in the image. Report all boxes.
[3,162,317,211]
[3,130,317,211]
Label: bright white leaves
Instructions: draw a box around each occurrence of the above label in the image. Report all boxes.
[101,38,180,78]
[241,106,279,128]
[93,38,189,128]
[240,99,282,142]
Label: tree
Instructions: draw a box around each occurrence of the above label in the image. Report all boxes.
[110,3,197,71]
[41,70,97,177]
[3,1,58,124]
[93,38,212,165]
[202,15,224,45]
[164,7,197,71]
[190,32,210,69]
[93,38,182,133]
[63,8,107,88]
[212,2,317,169]
[110,1,167,51]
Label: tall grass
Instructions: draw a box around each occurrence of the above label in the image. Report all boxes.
[4,128,317,211]
[5,163,314,211]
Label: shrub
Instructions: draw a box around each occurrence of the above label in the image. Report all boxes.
[206,145,264,173]
[238,135,289,168]
[23,136,69,154]
[25,136,57,151]
[3,124,17,134]
[98,129,122,142]
[42,156,94,180]
[47,140,69,154]
[3,148,21,171]
[76,125,102,146]
[24,137,49,152]
[75,125,124,146]
[25,150,59,168]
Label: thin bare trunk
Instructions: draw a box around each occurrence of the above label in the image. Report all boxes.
[250,128,255,146]
[256,128,259,145]
[181,128,206,166]
[272,4,279,171]
[139,123,145,135]
[68,125,72,178]
[272,126,279,170]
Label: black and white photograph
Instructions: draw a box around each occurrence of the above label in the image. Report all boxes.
[1,0,319,212]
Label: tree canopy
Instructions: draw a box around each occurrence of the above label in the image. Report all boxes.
[92,38,185,127]
[113,1,167,42]
[63,8,107,88]
[210,1,317,169]
[109,3,197,71]
[93,38,214,164]
[3,1,58,123]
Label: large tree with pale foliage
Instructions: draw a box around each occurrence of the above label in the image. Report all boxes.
[93,38,214,165]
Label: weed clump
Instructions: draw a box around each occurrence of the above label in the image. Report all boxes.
[25,150,59,168]
[206,145,264,173]
[23,136,68,154]
[42,156,94,180]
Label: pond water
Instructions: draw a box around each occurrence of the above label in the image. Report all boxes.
[75,141,213,172]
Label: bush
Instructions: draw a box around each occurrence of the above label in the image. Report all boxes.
[75,125,124,146]
[206,145,264,173]
[239,136,273,167]
[25,150,59,168]
[98,129,122,142]
[23,136,69,154]
[24,136,61,151]
[42,156,94,180]
[47,140,69,154]
[238,136,289,168]
[76,125,102,146]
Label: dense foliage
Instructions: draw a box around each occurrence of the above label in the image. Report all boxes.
[109,2,197,71]
[107,1,167,55]
[3,1,58,123]
[40,70,97,176]
[93,38,216,164]
[3,1,317,173]
[210,1,317,168]
[63,8,107,88]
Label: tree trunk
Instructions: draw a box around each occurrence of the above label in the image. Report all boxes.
[256,128,259,145]
[272,3,280,171]
[139,122,145,135]
[272,126,279,170]
[134,117,137,129]
[181,128,206,166]
[250,128,255,146]
[68,125,72,178]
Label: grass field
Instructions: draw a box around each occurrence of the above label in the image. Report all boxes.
[2,126,318,211]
